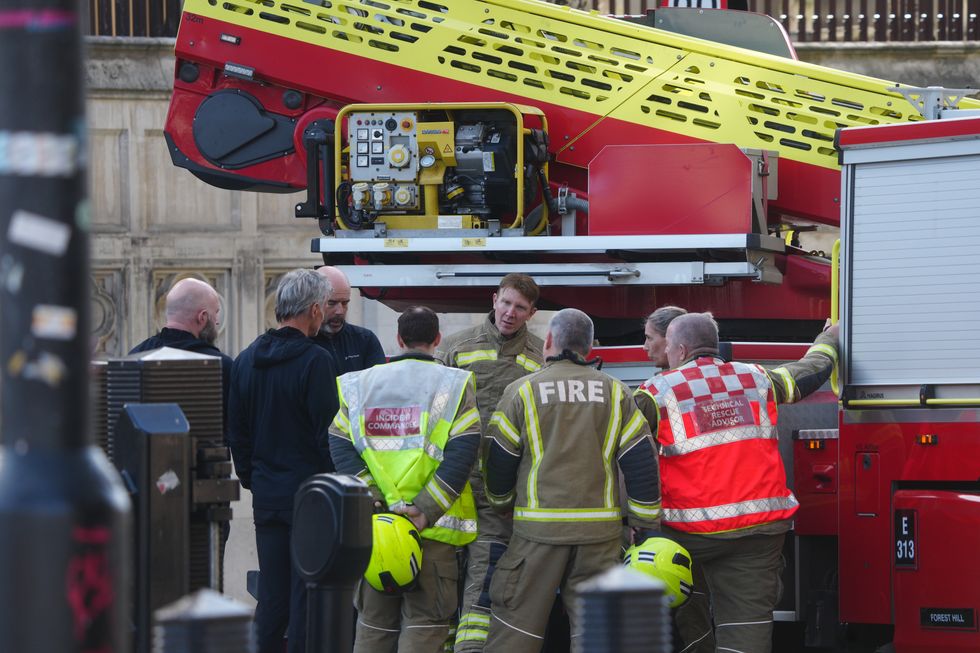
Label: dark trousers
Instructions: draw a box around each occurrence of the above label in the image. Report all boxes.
[666,527,786,653]
[254,508,307,653]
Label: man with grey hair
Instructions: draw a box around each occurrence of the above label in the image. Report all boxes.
[635,313,839,653]
[482,309,662,650]
[643,305,687,369]
[229,268,340,653]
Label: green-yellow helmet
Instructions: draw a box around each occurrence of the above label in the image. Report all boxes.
[623,537,694,608]
[365,513,423,594]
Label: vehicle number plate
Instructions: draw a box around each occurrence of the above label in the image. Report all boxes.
[894,509,917,569]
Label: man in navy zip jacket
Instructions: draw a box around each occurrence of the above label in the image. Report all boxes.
[313,266,386,373]
[229,268,340,653]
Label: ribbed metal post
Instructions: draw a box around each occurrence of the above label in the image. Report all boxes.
[574,566,672,653]
[0,1,131,651]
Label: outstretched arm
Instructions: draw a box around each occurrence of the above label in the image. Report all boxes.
[768,326,839,404]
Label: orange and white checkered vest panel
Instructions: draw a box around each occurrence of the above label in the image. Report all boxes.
[638,357,798,534]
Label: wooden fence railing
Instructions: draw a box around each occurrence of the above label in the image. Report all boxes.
[85,0,181,38]
[85,0,980,41]
[756,0,980,41]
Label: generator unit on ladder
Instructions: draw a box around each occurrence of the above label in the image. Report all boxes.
[329,103,551,233]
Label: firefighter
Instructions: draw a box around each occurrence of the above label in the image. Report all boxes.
[635,312,838,653]
[436,273,544,653]
[482,308,662,652]
[329,306,482,653]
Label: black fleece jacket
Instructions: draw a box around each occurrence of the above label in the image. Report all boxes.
[130,328,234,439]
[228,327,340,510]
[312,323,386,374]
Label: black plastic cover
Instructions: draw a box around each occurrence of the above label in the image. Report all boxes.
[192,89,296,169]
[291,474,373,585]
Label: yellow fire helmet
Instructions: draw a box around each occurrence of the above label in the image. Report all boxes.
[623,537,694,608]
[365,513,423,594]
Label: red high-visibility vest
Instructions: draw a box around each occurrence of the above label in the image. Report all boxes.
[637,357,798,534]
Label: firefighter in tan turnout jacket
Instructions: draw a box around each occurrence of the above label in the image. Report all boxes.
[436,273,544,652]
[482,309,662,653]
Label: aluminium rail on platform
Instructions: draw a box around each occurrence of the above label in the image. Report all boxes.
[312,232,790,288]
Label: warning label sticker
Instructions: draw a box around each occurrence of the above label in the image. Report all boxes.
[692,395,753,434]
[365,406,421,437]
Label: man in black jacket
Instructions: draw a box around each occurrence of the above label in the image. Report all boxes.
[130,277,233,410]
[229,268,340,653]
[313,266,386,373]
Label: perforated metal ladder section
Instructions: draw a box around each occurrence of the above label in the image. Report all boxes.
[196,0,980,172]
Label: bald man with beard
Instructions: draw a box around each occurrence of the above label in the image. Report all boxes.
[130,278,234,408]
[312,266,386,374]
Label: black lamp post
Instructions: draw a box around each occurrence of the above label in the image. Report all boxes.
[0,1,132,651]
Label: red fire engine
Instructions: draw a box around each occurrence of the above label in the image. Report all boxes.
[162,0,980,649]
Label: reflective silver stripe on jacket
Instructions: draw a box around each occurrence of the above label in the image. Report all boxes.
[663,494,799,523]
[433,514,478,533]
[358,436,443,458]
[341,360,470,454]
[429,367,468,434]
[661,424,778,457]
[355,435,424,452]
[514,507,623,521]
[340,372,366,450]
[651,361,775,458]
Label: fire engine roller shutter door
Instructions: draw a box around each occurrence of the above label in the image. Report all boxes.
[846,145,980,390]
